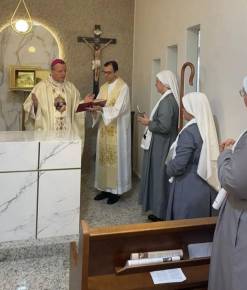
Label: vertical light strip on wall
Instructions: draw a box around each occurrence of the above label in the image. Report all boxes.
[166,45,178,77]
[186,24,201,93]
[150,59,161,111]
[196,29,201,92]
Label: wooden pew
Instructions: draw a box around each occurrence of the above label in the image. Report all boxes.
[70,217,216,290]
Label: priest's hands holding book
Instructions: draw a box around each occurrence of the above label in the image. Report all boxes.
[76,96,106,114]
[76,94,94,114]
[87,106,103,121]
[87,98,106,113]
[81,95,105,119]
[88,105,103,112]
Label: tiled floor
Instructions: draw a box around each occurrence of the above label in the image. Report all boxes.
[0,169,148,290]
[0,256,69,290]
[80,172,147,227]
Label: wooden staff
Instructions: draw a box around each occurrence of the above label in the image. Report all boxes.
[179,62,195,130]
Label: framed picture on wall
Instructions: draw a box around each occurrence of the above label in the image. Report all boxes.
[15,70,35,89]
[9,65,49,91]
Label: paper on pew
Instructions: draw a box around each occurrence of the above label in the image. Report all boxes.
[150,268,186,284]
[188,242,213,259]
[130,249,183,260]
[126,256,181,266]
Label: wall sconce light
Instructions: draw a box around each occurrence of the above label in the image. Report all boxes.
[11,0,33,34]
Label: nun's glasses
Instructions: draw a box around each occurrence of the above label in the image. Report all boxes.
[239,88,247,98]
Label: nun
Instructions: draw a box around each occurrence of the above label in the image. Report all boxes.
[209,77,247,290]
[138,70,179,221]
[166,92,219,220]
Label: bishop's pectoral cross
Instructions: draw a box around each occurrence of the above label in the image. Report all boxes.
[78,25,117,96]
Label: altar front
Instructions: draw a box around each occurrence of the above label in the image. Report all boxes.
[0,131,81,242]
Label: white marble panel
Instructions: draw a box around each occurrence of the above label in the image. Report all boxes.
[39,140,81,170]
[0,140,39,172]
[37,169,81,239]
[0,172,38,242]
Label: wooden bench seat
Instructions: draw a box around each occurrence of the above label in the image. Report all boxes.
[70,217,216,290]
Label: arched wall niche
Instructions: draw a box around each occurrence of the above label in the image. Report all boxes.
[0,21,63,131]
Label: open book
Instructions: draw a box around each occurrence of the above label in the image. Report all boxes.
[76,99,107,112]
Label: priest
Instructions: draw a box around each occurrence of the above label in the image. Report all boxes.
[23,59,90,150]
[89,60,132,204]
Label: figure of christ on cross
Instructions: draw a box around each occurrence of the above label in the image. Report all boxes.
[83,39,113,84]
[78,25,117,96]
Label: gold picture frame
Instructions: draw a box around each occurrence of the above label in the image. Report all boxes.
[9,65,50,91]
[15,70,35,89]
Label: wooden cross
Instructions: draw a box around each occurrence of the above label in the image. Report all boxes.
[78,25,117,96]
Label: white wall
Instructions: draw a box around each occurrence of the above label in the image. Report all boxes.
[132,0,247,174]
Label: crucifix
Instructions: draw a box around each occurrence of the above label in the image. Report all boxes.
[78,25,117,96]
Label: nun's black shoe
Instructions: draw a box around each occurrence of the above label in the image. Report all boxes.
[148,214,163,222]
[94,191,109,200]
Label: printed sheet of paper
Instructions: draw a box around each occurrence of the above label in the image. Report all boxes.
[150,268,186,284]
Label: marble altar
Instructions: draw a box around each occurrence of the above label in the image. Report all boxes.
[0,131,81,242]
